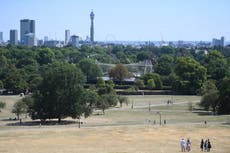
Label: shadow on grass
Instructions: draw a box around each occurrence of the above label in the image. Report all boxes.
[6,120,77,126]
[222,122,230,125]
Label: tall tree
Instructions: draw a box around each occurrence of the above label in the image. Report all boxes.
[30,62,92,122]
[174,57,207,93]
[109,64,132,83]
[78,59,102,81]
[217,77,230,114]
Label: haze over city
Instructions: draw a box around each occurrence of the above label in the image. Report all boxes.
[1,0,230,42]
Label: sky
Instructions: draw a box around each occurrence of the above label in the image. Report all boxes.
[0,0,230,41]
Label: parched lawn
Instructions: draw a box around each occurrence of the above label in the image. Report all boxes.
[0,125,230,153]
[0,95,230,153]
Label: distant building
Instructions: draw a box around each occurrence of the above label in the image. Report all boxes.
[65,30,70,45]
[10,30,18,45]
[20,19,35,44]
[0,32,3,43]
[212,36,225,47]
[70,35,79,47]
[37,40,44,46]
[24,33,37,47]
[90,11,95,43]
[44,40,64,47]
[44,36,49,42]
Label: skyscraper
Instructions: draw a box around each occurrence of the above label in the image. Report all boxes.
[90,11,95,43]
[0,32,3,43]
[20,19,35,44]
[65,30,70,45]
[10,30,18,45]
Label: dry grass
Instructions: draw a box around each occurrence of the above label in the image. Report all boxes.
[0,95,230,153]
[0,125,230,153]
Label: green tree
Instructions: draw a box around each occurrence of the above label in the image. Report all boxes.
[30,62,91,122]
[134,79,145,89]
[147,79,156,89]
[118,96,129,107]
[174,57,207,93]
[109,64,132,83]
[78,59,102,81]
[0,101,6,112]
[97,93,118,114]
[204,50,228,82]
[154,55,174,76]
[142,73,163,89]
[12,99,28,120]
[217,77,230,114]
[96,77,105,88]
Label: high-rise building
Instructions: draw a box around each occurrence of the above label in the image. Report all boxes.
[20,19,35,44]
[71,35,79,47]
[24,33,37,47]
[10,30,18,45]
[212,36,225,47]
[0,32,3,43]
[90,11,95,43]
[65,30,70,45]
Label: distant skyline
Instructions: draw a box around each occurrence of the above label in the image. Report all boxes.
[0,0,230,41]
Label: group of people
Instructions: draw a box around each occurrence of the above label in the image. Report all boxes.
[180,138,212,152]
[200,139,212,152]
[180,138,191,152]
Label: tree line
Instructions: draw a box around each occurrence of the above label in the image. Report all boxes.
[0,44,230,122]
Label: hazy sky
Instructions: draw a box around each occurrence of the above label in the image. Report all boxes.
[1,0,230,41]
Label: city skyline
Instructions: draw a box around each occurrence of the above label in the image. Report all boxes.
[0,0,230,42]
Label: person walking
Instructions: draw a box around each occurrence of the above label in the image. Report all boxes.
[200,139,204,151]
[204,139,208,152]
[186,138,191,152]
[207,139,212,152]
[180,138,186,152]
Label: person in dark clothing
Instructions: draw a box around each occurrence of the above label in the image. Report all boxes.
[200,139,204,151]
[207,139,211,152]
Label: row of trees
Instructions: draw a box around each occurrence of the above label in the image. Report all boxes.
[9,62,128,122]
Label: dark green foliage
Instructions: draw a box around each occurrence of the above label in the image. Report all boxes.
[217,77,230,114]
[0,101,6,112]
[142,73,163,89]
[78,59,102,81]
[154,55,174,76]
[204,50,228,82]
[173,57,207,93]
[30,62,91,122]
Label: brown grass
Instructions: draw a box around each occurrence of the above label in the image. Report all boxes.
[0,125,230,153]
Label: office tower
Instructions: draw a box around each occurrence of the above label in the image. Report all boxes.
[90,11,95,42]
[20,19,35,44]
[0,32,3,43]
[44,36,48,42]
[212,36,225,47]
[65,30,70,45]
[24,33,37,47]
[71,35,79,47]
[10,30,18,45]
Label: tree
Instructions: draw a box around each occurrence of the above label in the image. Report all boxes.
[30,62,91,122]
[204,50,228,82]
[200,91,219,112]
[0,101,6,112]
[134,79,145,89]
[142,73,163,89]
[97,93,118,114]
[217,77,230,114]
[154,55,174,76]
[78,59,102,81]
[173,57,207,93]
[118,96,129,107]
[147,79,156,89]
[109,64,132,83]
[96,77,105,88]
[12,99,28,120]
